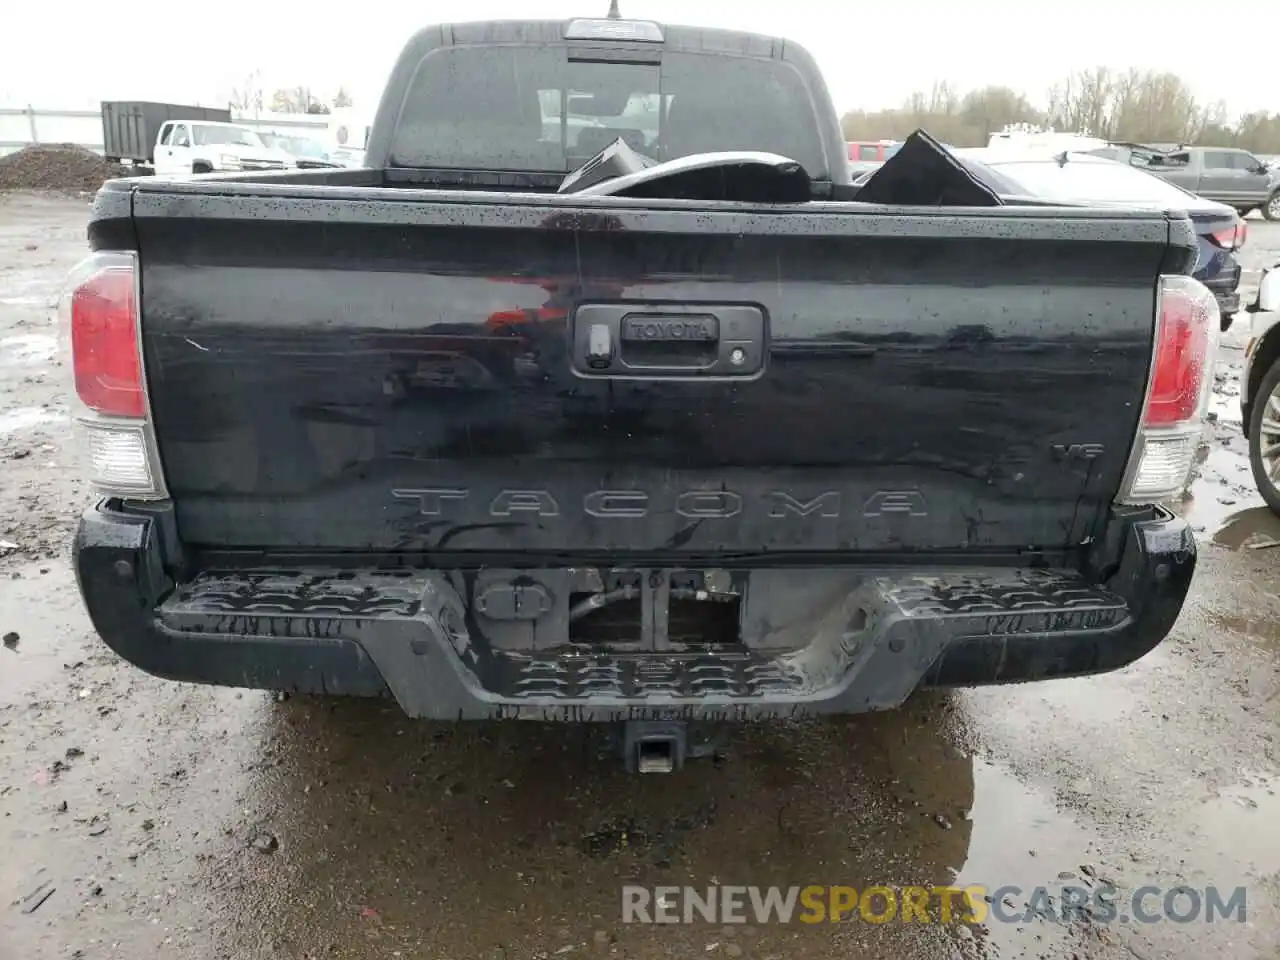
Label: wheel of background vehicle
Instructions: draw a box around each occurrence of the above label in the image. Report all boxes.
[192,161,212,174]
[1221,312,1234,333]
[1264,191,1280,222]
[1247,356,1280,516]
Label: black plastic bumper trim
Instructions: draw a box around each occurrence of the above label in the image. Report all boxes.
[73,506,391,699]
[73,502,1195,719]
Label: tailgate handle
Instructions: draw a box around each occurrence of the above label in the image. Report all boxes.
[572,303,766,379]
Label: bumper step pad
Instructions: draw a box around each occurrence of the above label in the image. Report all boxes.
[156,567,1131,719]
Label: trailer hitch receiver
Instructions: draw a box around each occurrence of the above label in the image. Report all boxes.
[622,720,687,774]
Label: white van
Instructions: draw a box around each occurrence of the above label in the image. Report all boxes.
[986,130,1109,155]
[325,109,375,168]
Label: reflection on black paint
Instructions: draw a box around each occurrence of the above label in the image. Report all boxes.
[138,197,1161,552]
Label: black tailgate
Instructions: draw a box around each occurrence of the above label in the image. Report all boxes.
[131,186,1179,557]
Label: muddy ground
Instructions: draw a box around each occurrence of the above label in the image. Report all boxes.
[3,191,1280,960]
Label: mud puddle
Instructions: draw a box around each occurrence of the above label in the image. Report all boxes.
[0,334,58,366]
[189,683,1269,960]
[1,565,273,960]
[1206,503,1280,550]
[0,406,65,436]
[1198,773,1280,873]
[1177,443,1264,541]
[1208,609,1280,651]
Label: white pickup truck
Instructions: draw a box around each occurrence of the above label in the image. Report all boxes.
[152,120,296,176]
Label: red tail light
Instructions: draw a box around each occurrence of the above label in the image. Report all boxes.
[61,251,165,498]
[1209,220,1245,251]
[1117,275,1219,504]
[1144,276,1218,427]
[70,262,145,418]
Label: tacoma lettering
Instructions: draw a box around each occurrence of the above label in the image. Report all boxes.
[393,488,927,520]
[768,491,840,518]
[584,490,648,518]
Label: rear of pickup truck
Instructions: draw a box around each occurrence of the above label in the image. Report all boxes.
[68,180,1211,720]
[67,19,1211,723]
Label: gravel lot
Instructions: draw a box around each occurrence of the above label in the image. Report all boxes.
[3,191,1280,960]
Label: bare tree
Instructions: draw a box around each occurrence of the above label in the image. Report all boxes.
[268,86,330,114]
[229,71,264,116]
[841,83,1041,148]
[270,88,300,113]
[1109,71,1200,143]
[841,68,1280,155]
[960,87,1045,140]
[1046,67,1115,137]
[903,81,960,118]
[1236,112,1280,154]
[1194,100,1233,145]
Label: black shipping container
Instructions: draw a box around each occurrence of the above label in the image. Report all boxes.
[101,101,233,164]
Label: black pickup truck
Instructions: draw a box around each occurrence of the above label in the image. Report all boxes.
[68,16,1211,764]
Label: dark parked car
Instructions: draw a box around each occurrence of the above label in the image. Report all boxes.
[955,149,1245,330]
[66,16,1205,772]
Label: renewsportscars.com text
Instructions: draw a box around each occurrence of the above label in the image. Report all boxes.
[621,884,1247,925]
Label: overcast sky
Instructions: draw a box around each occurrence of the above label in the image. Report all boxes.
[3,0,1278,118]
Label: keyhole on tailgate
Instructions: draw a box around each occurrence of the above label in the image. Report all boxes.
[587,323,613,369]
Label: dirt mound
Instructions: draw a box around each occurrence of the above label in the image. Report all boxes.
[0,143,127,192]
